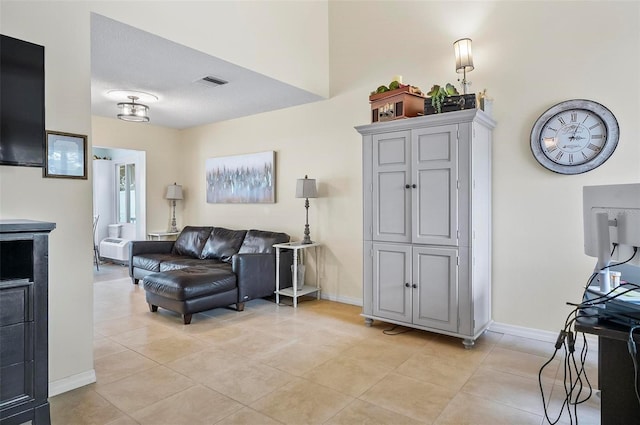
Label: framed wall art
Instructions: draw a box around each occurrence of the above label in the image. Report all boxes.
[44,130,88,179]
[205,151,275,203]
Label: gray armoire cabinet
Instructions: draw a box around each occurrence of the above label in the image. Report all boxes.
[356,109,495,347]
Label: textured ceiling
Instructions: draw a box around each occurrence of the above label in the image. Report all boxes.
[90,14,323,129]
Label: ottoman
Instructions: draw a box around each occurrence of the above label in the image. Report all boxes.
[142,266,243,324]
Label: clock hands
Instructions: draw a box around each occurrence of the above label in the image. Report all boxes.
[531,100,618,174]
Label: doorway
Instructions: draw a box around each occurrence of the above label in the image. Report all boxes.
[92,147,146,250]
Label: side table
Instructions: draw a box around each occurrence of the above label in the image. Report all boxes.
[147,231,180,241]
[274,241,321,307]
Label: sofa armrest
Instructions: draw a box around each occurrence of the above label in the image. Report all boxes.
[232,251,292,302]
[129,240,175,277]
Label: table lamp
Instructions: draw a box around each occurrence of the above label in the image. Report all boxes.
[454,38,474,94]
[295,175,317,244]
[166,182,183,233]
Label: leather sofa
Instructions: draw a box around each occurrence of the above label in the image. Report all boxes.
[129,226,292,323]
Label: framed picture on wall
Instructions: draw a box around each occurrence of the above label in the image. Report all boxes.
[205,151,275,203]
[43,130,88,179]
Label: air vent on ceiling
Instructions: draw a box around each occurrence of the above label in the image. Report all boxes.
[196,76,228,87]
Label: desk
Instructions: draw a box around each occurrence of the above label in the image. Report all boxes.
[273,241,321,308]
[576,314,640,425]
[147,231,180,241]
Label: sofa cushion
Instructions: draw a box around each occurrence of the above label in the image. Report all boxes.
[200,227,247,262]
[143,267,237,301]
[133,253,191,272]
[238,229,289,254]
[202,261,233,272]
[160,258,231,272]
[172,226,213,258]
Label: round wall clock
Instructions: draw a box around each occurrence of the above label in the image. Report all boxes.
[530,99,619,174]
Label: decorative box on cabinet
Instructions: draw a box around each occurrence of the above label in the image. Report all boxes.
[356,109,495,348]
[0,220,55,425]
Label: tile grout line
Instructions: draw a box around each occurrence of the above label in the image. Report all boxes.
[86,264,561,424]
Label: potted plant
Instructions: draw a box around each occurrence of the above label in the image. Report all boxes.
[427,83,459,114]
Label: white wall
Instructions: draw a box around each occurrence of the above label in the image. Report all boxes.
[181,1,640,332]
[89,0,330,98]
[111,150,146,240]
[0,1,94,385]
[326,0,640,331]
[92,117,182,234]
[1,0,330,392]
[181,96,363,301]
[93,159,115,243]
[1,0,637,396]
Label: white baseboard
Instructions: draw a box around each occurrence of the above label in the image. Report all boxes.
[316,296,598,346]
[490,321,598,346]
[490,322,559,342]
[320,292,362,306]
[49,369,96,397]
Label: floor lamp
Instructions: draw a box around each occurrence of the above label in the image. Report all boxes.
[166,183,183,233]
[295,175,317,244]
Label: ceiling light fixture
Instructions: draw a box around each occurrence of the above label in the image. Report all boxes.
[107,90,158,103]
[117,95,150,122]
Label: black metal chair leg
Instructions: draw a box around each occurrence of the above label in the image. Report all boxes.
[94,245,100,271]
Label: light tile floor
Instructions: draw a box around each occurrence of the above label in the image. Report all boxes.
[49,263,601,424]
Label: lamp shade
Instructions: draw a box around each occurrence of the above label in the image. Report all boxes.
[453,38,474,73]
[295,175,317,199]
[166,183,183,200]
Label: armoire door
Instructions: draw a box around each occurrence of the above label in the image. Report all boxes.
[411,125,459,245]
[372,131,411,243]
[412,246,458,332]
[372,243,412,323]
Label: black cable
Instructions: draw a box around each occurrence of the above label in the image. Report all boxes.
[587,247,639,304]
[559,324,593,424]
[539,344,565,424]
[565,337,576,424]
[575,283,640,309]
[574,333,593,405]
[573,250,640,306]
[566,313,600,326]
[541,309,599,424]
[628,325,640,405]
[541,246,640,424]
[540,320,586,424]
[568,337,592,425]
[600,246,638,271]
[382,324,413,335]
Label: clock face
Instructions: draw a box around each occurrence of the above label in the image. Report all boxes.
[540,109,606,166]
[530,100,619,174]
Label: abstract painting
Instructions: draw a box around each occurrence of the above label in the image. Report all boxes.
[206,151,275,203]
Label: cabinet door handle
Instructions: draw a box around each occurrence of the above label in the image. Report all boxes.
[412,284,417,288]
[405,282,410,287]
[412,184,417,189]
[405,184,411,189]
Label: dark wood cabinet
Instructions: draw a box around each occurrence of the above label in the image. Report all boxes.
[576,314,640,425]
[0,220,55,425]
